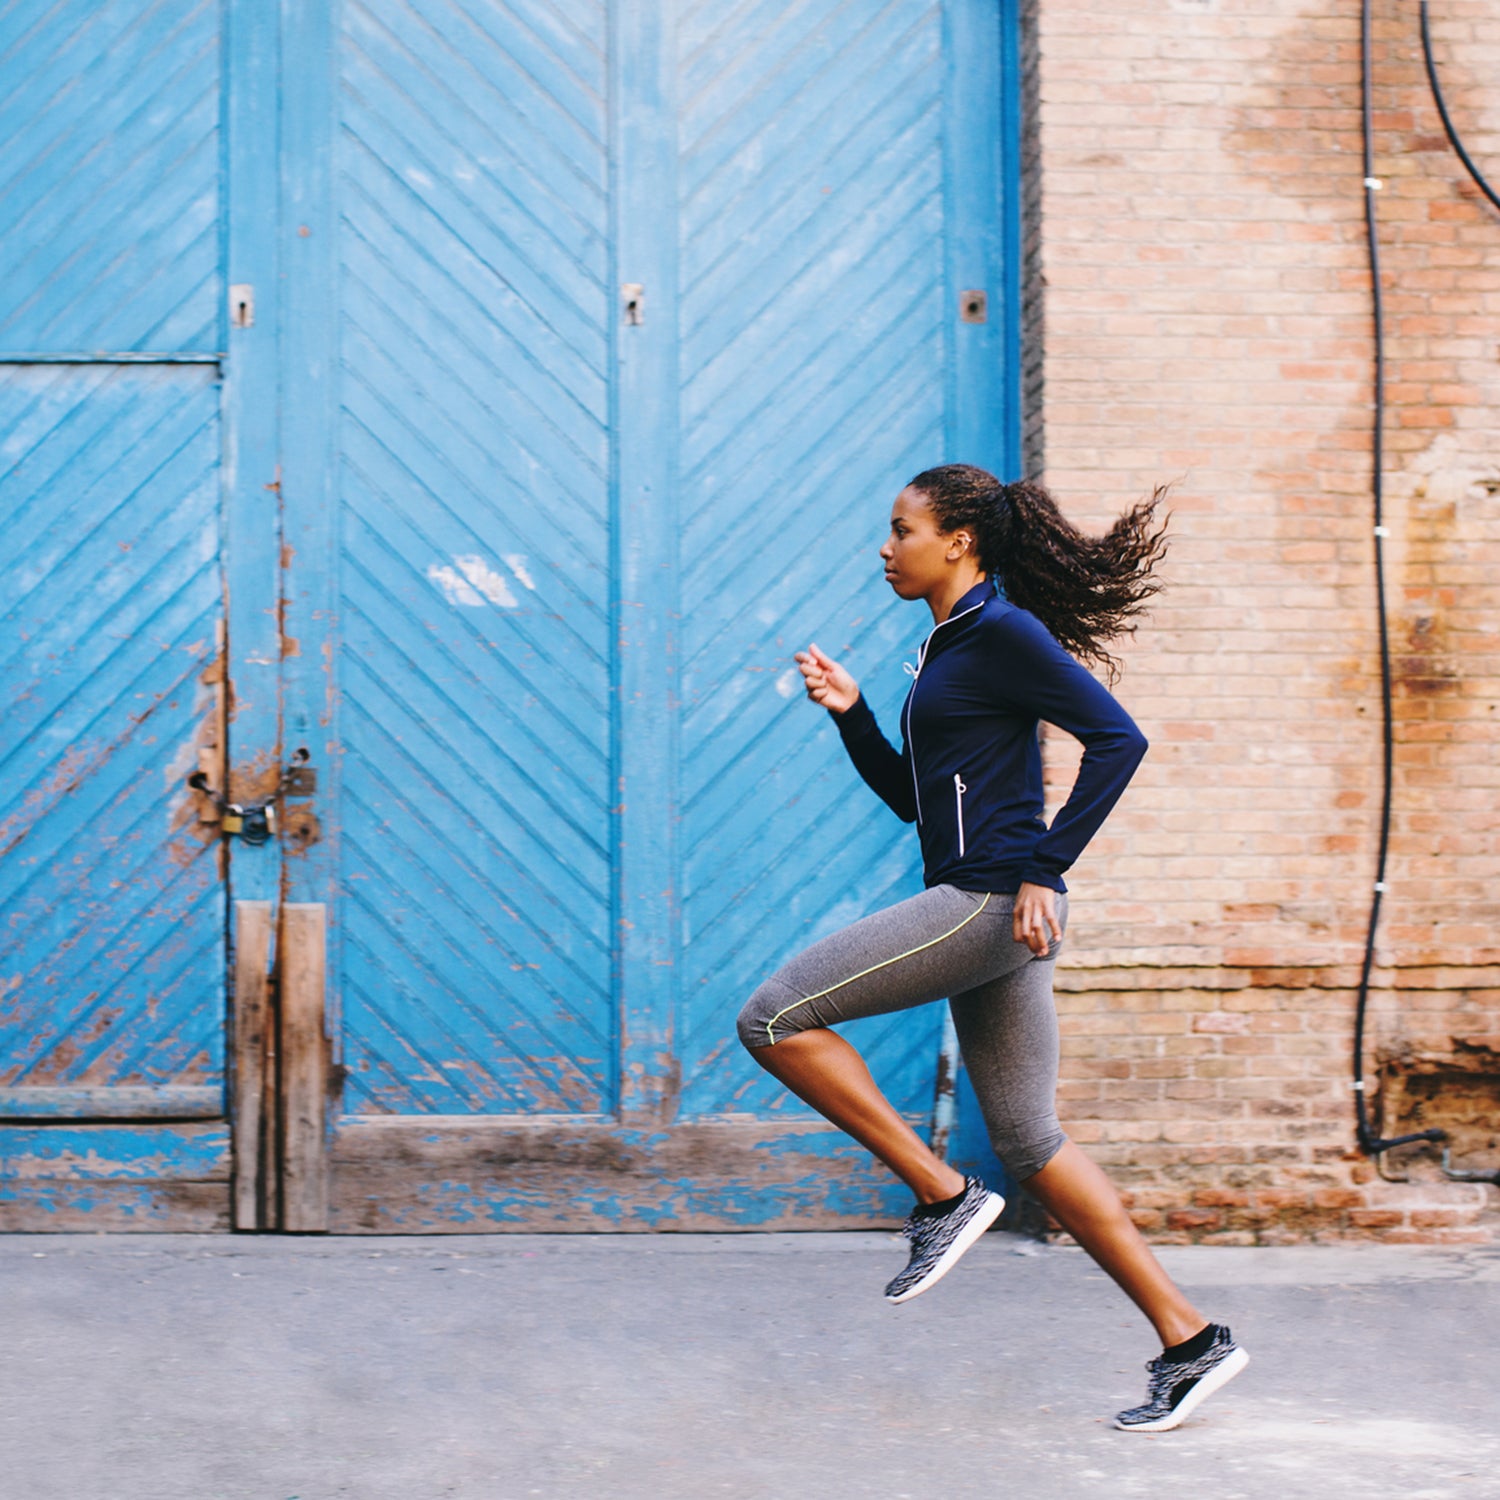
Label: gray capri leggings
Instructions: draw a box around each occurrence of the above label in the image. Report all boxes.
[737,885,1068,1182]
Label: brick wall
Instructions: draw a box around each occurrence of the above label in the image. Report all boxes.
[1030,0,1500,1241]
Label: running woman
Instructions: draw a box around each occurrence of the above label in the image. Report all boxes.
[737,465,1247,1433]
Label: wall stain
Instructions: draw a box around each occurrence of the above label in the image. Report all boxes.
[1218,7,1500,977]
[1378,1033,1500,1178]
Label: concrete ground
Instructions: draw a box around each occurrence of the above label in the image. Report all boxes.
[2,1231,1497,1500]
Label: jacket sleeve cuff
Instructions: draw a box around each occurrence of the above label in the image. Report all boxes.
[832,693,878,737]
[1018,867,1067,893]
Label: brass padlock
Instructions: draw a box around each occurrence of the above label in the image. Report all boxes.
[221,806,244,835]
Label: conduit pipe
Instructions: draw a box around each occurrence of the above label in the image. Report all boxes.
[1353,4,1498,1178]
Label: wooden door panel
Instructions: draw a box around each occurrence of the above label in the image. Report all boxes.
[331,0,615,1122]
[675,0,951,1122]
[0,1,230,1229]
[0,370,223,1060]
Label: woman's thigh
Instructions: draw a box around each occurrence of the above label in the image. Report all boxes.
[738,885,1035,1049]
[948,894,1068,1179]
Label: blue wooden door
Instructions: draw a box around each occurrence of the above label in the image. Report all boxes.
[0,0,1019,1231]
[284,0,1021,1229]
[0,0,232,1226]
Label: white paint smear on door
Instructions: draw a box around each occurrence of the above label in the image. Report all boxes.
[503,554,537,591]
[427,555,519,609]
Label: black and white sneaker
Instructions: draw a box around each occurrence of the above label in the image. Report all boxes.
[1114,1324,1248,1432]
[883,1176,1004,1304]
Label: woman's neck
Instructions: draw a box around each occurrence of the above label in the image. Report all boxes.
[927,569,988,625]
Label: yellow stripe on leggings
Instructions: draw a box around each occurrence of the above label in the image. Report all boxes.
[765,893,993,1046]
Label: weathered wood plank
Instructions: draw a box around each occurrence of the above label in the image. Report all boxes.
[278,903,328,1231]
[230,900,274,1230]
[0,1180,229,1232]
[0,1087,222,1120]
[327,1117,912,1233]
[0,1122,230,1179]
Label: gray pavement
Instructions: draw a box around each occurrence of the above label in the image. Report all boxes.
[2,1230,1498,1500]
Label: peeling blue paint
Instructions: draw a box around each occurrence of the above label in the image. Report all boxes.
[0,1124,230,1181]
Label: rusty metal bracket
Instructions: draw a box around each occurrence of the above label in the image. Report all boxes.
[1440,1147,1500,1187]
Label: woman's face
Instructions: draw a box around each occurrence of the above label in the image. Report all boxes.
[880,486,970,601]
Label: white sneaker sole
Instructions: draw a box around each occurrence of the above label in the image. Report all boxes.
[885,1191,1005,1304]
[1114,1345,1249,1432]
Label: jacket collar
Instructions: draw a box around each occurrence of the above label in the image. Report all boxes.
[916,577,995,668]
[947,577,995,618]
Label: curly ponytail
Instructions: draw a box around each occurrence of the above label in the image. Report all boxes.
[907,464,1169,679]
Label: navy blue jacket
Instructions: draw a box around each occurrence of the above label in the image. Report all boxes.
[833,580,1148,893]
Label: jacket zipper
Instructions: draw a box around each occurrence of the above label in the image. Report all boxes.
[901,663,923,824]
[954,773,967,857]
[903,595,989,828]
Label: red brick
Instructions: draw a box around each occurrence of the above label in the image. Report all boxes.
[1346,1209,1405,1229]
[1312,1189,1367,1211]
[1408,1210,1473,1230]
[1166,1209,1224,1232]
[1193,1189,1251,1209]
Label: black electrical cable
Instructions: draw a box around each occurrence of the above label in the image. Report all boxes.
[1352,0,1446,1157]
[1420,0,1500,217]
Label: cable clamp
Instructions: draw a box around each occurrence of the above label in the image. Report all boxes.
[1374,881,1387,892]
[1373,525,1390,538]
[1351,1080,1366,1091]
[1364,176,1384,191]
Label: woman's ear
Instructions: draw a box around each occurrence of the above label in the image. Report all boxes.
[948,530,975,560]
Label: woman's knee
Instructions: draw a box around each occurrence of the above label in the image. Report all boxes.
[736,978,802,1051]
[993,1119,1067,1183]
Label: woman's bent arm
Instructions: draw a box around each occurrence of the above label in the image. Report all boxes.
[991,612,1148,889]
